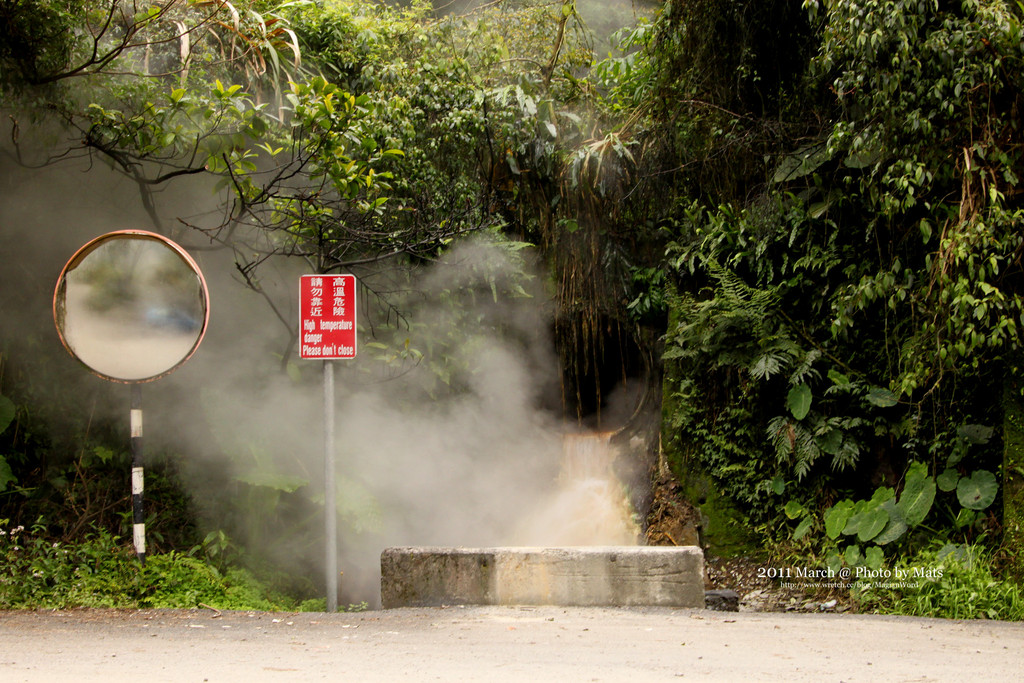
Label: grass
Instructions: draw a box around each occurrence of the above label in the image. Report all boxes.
[0,520,308,611]
[853,542,1024,621]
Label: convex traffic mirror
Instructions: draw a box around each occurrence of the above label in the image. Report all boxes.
[54,230,210,383]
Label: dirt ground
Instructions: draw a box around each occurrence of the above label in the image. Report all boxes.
[1,605,1021,682]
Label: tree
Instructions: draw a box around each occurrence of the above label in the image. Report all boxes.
[1,0,198,88]
[647,0,1024,563]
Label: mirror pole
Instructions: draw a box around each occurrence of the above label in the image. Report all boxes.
[130,384,146,566]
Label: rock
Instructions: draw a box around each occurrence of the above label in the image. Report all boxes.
[645,474,704,547]
[704,589,740,612]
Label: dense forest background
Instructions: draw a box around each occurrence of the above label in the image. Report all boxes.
[2,0,1023,613]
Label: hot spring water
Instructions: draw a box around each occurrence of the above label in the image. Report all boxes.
[512,431,640,546]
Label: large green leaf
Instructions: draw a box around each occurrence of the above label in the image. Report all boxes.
[897,462,935,527]
[826,551,843,574]
[844,498,889,543]
[815,428,843,455]
[870,486,895,504]
[787,384,812,420]
[937,468,960,492]
[0,395,15,434]
[857,506,889,542]
[841,499,869,536]
[784,500,806,519]
[957,424,993,445]
[864,545,885,570]
[793,515,814,541]
[827,369,850,385]
[865,386,898,408]
[772,142,830,183]
[824,500,854,540]
[957,470,998,510]
[873,499,908,546]
[0,455,16,491]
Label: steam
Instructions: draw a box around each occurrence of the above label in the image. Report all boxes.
[165,234,629,604]
[1,120,642,608]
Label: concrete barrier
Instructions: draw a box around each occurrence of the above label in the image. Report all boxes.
[380,546,705,608]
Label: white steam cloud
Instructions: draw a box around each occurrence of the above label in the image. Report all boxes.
[1,122,640,608]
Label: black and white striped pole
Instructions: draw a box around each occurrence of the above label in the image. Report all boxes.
[130,384,146,565]
[54,231,209,566]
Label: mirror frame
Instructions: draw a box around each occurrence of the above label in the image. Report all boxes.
[53,230,210,383]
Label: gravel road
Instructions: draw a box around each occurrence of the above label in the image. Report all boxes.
[1,606,1021,682]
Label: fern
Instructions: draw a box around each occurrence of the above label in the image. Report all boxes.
[703,258,781,337]
[789,348,822,386]
[768,415,822,480]
[749,352,785,380]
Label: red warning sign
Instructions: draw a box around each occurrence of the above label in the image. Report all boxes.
[299,274,356,359]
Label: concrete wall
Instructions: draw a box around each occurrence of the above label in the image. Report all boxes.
[381,546,705,608]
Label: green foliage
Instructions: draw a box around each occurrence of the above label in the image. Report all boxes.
[658,0,1024,565]
[856,542,1024,621]
[625,265,667,322]
[0,521,295,610]
[591,21,656,114]
[957,470,999,511]
[661,195,908,513]
[0,393,15,492]
[808,456,1007,578]
[0,0,78,89]
[10,0,1023,617]
[84,77,269,174]
[816,0,1024,397]
[787,385,812,421]
[896,462,936,528]
[0,393,14,433]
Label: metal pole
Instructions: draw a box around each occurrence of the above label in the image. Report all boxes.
[324,360,338,611]
[130,384,146,566]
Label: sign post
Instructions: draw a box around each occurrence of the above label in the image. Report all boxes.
[300,274,356,612]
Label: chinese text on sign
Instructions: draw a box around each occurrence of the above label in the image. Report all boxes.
[300,274,356,359]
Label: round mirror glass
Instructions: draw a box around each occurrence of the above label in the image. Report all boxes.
[53,230,210,383]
